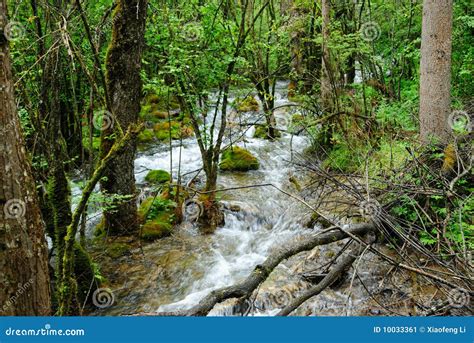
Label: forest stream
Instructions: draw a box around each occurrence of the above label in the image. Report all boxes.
[70,82,405,317]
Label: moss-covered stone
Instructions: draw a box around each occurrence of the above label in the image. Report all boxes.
[235,96,259,112]
[153,121,194,141]
[145,93,180,110]
[138,129,155,143]
[138,196,177,241]
[219,146,259,172]
[145,170,171,184]
[254,125,282,139]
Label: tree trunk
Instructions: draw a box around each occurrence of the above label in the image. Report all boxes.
[419,0,453,144]
[100,0,148,235]
[321,0,333,112]
[0,3,51,315]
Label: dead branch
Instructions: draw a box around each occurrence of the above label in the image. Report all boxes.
[150,223,374,316]
[277,239,370,316]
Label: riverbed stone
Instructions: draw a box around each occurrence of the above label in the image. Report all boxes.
[219,146,259,172]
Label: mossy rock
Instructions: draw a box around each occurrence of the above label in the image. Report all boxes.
[219,146,259,172]
[153,121,194,141]
[138,196,177,241]
[105,242,130,259]
[235,96,259,112]
[254,125,281,139]
[145,93,180,111]
[138,129,155,143]
[145,170,171,184]
[142,221,173,241]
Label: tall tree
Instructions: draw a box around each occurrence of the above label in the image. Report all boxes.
[419,0,453,144]
[0,2,51,315]
[100,0,148,235]
[320,0,332,111]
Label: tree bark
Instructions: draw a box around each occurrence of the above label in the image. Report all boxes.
[419,0,453,144]
[0,3,51,315]
[277,241,366,316]
[100,0,148,235]
[321,0,332,112]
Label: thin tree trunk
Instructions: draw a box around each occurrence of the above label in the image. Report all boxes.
[100,0,148,235]
[419,0,453,144]
[321,0,332,112]
[0,2,51,315]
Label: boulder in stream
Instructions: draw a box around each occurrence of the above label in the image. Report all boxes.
[219,146,259,172]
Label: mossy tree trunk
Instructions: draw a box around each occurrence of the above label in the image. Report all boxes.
[0,3,51,315]
[100,0,148,236]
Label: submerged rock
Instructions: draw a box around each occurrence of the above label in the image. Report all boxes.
[219,146,259,172]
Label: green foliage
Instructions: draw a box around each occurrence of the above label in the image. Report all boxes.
[138,196,177,241]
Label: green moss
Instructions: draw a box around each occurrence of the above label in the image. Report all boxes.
[145,170,171,184]
[142,221,173,241]
[322,139,410,176]
[291,114,304,124]
[74,242,98,304]
[153,121,193,141]
[219,146,259,172]
[138,129,155,143]
[254,125,281,139]
[144,93,180,111]
[138,196,177,241]
[105,242,130,258]
[94,218,105,237]
[235,96,259,112]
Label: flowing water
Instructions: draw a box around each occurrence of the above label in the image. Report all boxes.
[85,81,397,316]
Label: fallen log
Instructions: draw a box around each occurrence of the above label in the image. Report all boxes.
[277,240,369,316]
[149,223,374,316]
